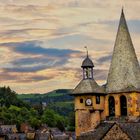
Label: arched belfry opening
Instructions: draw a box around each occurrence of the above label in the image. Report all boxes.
[120,95,127,116]
[108,96,115,116]
[81,46,94,80]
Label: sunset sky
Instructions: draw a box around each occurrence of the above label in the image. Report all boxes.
[0,0,140,94]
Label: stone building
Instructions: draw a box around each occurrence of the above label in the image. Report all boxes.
[72,9,140,139]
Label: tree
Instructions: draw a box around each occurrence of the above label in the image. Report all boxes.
[41,108,66,130]
[0,98,4,107]
[29,117,41,129]
[56,120,65,132]
[67,112,75,131]
[41,109,56,127]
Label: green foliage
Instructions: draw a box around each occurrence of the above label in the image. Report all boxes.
[17,89,73,104]
[56,120,65,132]
[9,105,21,112]
[68,112,75,127]
[41,109,56,127]
[17,89,74,117]
[0,105,40,129]
[0,87,75,131]
[41,109,66,131]
[29,117,41,129]
[47,101,74,116]
[0,86,29,108]
[67,126,75,131]
[67,112,75,131]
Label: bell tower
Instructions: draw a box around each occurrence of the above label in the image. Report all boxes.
[72,49,106,136]
[82,47,94,80]
[72,9,140,139]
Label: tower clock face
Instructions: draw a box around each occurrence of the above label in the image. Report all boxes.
[85,98,92,106]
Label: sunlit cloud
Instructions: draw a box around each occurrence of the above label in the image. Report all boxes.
[0,0,139,93]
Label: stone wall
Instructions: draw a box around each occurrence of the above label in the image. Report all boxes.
[75,110,91,136]
[105,92,140,117]
[75,95,105,136]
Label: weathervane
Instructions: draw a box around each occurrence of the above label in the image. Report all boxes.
[84,46,88,57]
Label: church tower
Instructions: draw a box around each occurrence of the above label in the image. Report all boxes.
[72,51,106,136]
[72,9,140,138]
[105,9,140,118]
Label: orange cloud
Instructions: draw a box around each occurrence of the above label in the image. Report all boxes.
[0,1,139,93]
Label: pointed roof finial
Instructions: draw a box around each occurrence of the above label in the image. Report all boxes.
[122,6,124,12]
[82,46,94,68]
[121,6,124,15]
[84,46,88,57]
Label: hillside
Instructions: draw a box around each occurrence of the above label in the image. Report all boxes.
[0,87,75,130]
[17,89,73,102]
[17,89,74,116]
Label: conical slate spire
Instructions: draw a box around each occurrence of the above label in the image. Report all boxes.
[106,10,140,93]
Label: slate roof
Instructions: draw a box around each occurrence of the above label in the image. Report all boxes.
[106,9,140,93]
[77,123,113,140]
[119,123,140,140]
[72,79,105,95]
[77,122,140,140]
[81,56,94,68]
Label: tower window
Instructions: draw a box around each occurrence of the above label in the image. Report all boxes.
[83,68,93,79]
[120,95,127,116]
[80,99,83,103]
[96,96,100,104]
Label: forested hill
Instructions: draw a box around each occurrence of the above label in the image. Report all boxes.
[0,88,75,130]
[17,89,73,103]
[17,89,74,116]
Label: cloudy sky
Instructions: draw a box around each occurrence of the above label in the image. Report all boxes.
[0,0,140,93]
